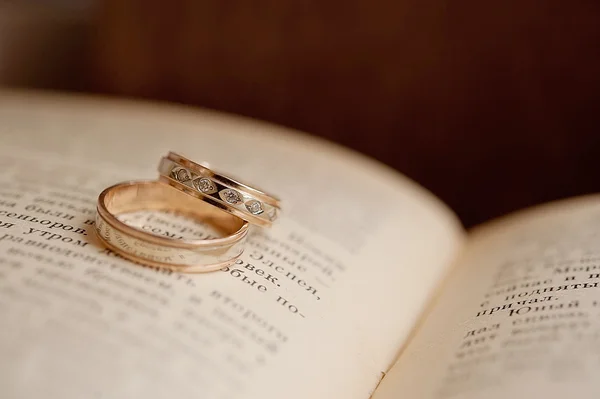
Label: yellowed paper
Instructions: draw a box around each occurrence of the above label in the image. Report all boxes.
[374,196,600,399]
[0,90,464,399]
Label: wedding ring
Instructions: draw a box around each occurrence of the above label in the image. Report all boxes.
[95,180,249,272]
[157,152,280,227]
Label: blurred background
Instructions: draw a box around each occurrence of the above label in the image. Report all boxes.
[1,0,599,227]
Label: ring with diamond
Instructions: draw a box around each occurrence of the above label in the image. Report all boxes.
[157,152,280,228]
[95,180,249,272]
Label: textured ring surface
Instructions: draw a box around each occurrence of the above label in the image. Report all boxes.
[157,152,280,227]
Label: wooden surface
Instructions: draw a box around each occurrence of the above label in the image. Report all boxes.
[85,1,600,226]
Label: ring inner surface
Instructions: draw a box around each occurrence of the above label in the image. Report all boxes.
[103,181,244,236]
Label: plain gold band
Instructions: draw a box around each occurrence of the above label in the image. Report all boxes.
[95,180,249,272]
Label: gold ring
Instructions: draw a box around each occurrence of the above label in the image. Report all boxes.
[95,180,249,272]
[157,152,280,228]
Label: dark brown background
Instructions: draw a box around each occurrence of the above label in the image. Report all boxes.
[6,1,600,227]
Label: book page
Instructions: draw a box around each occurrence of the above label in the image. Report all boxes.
[374,195,600,399]
[0,90,464,399]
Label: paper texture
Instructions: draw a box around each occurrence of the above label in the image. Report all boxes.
[374,195,600,399]
[0,90,464,399]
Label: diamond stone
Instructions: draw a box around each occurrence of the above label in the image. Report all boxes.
[172,167,191,182]
[220,189,242,204]
[245,200,264,215]
[193,177,217,194]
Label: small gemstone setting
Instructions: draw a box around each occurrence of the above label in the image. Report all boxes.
[245,200,264,215]
[266,208,277,221]
[220,189,242,204]
[193,177,217,194]
[172,167,191,182]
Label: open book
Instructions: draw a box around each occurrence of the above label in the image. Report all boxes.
[1,90,598,399]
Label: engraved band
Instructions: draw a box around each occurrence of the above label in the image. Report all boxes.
[157,152,280,227]
[95,181,249,272]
